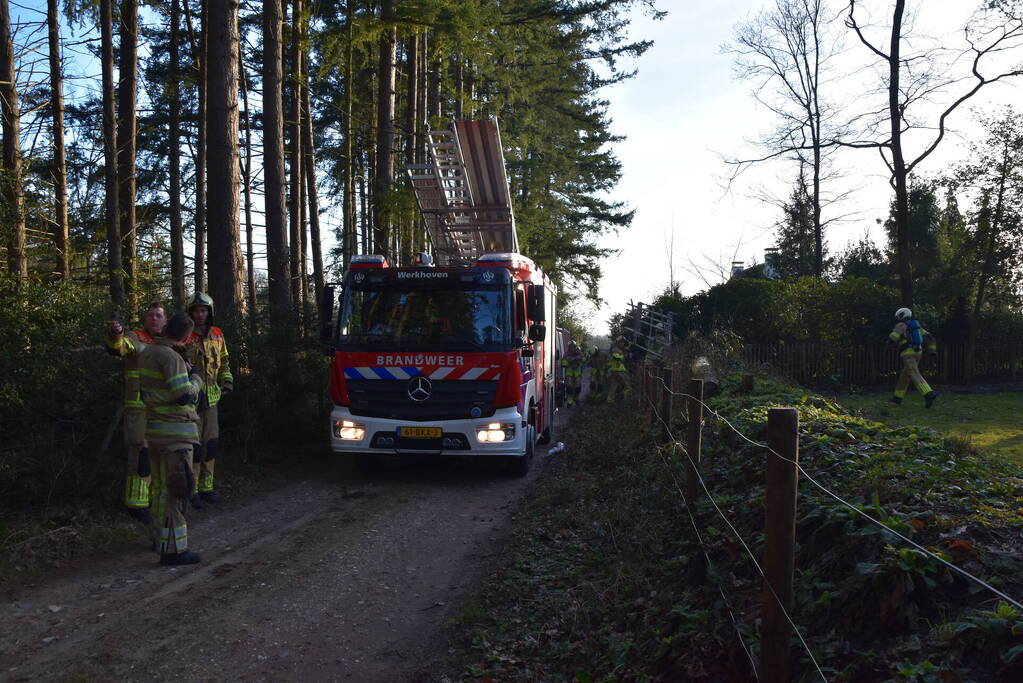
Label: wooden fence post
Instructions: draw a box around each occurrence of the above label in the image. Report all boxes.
[762,407,799,683]
[685,378,704,504]
[660,365,673,443]
[647,366,657,426]
[685,378,706,582]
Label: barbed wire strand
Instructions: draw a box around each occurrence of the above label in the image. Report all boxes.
[646,371,1023,613]
[640,401,759,680]
[642,386,826,682]
[661,436,761,680]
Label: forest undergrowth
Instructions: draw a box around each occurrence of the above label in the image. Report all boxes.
[442,375,1023,682]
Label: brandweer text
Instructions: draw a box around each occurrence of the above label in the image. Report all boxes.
[375,355,465,366]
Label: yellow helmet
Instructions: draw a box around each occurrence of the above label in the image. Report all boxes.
[186,292,215,320]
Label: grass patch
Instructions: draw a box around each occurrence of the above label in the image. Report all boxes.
[440,376,1023,681]
[837,390,1023,465]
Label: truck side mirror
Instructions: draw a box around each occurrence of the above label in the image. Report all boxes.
[528,323,546,342]
[527,284,545,321]
[320,285,337,353]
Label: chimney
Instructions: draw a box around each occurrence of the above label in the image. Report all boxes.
[730,260,745,279]
[764,248,780,278]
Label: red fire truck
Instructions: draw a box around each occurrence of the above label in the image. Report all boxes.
[319,119,556,475]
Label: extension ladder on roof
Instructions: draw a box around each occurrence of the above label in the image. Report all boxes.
[408,118,518,265]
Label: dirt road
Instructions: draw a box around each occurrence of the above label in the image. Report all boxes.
[0,437,559,681]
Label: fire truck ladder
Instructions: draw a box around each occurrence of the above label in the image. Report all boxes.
[627,301,675,359]
[408,118,518,265]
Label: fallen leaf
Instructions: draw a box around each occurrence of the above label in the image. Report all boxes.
[945,539,976,554]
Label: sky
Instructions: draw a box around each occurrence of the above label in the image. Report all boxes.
[586,0,1022,335]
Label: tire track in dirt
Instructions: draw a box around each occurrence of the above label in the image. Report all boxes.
[1,450,549,682]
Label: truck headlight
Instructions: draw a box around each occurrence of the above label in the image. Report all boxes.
[333,419,365,440]
[476,422,515,443]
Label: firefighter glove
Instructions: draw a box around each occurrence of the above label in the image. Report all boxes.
[167,449,195,498]
[137,447,151,478]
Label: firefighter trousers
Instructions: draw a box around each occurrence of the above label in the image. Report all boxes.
[193,404,219,493]
[150,443,193,554]
[607,370,631,403]
[893,351,933,399]
[123,410,150,509]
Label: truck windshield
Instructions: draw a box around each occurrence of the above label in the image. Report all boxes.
[338,284,512,350]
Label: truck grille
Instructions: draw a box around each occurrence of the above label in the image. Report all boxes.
[346,379,498,421]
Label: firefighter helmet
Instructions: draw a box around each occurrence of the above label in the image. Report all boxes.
[186,292,215,320]
[894,307,912,322]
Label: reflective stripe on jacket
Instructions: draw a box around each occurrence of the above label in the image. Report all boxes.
[185,325,233,407]
[107,329,156,410]
[139,340,202,445]
[609,350,626,372]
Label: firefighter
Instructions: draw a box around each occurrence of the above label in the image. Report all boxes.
[588,346,608,400]
[888,307,939,408]
[139,313,204,565]
[606,336,631,403]
[564,340,583,406]
[106,301,167,526]
[184,292,234,509]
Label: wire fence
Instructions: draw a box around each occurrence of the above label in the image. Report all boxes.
[630,362,1023,682]
[744,341,1023,386]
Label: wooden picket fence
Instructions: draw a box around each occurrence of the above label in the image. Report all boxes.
[743,341,1023,386]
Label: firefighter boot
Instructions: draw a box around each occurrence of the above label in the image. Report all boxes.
[160,550,201,566]
[925,391,939,409]
[199,490,221,504]
[125,506,154,526]
[190,494,207,511]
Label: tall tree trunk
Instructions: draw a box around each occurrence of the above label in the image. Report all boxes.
[342,0,355,269]
[240,45,256,330]
[374,0,396,259]
[966,165,1010,381]
[299,150,308,313]
[0,0,26,284]
[99,0,122,303]
[465,58,474,118]
[47,0,70,280]
[428,52,441,120]
[453,53,463,119]
[887,0,912,306]
[403,33,419,260]
[301,50,324,305]
[263,0,292,317]
[358,149,368,253]
[169,0,185,305]
[405,31,417,166]
[368,77,376,250]
[117,0,138,301]
[416,31,427,165]
[288,0,304,308]
[194,0,209,292]
[206,0,244,321]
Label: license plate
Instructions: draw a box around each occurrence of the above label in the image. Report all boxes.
[398,426,442,439]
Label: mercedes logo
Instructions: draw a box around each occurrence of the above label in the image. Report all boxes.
[407,375,433,401]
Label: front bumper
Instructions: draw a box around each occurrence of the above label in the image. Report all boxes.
[329,405,527,457]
